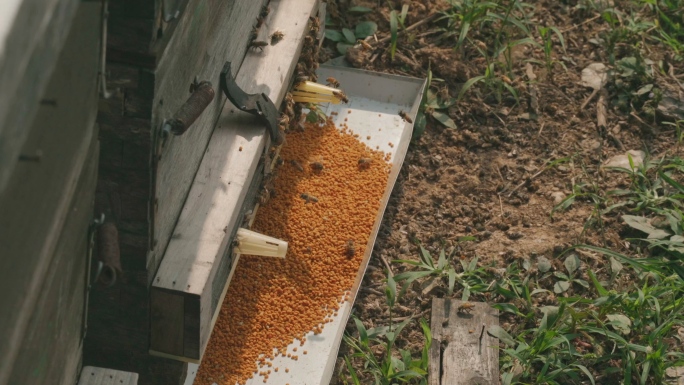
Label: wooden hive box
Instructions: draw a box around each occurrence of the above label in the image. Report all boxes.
[148,0,321,363]
[0,2,101,385]
[85,0,275,383]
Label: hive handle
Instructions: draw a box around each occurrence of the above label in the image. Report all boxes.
[163,81,215,136]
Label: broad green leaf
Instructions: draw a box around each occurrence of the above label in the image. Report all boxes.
[522,259,531,271]
[355,21,378,39]
[554,280,570,293]
[488,325,516,346]
[537,256,552,273]
[607,313,632,335]
[622,215,671,239]
[336,42,353,55]
[431,111,457,129]
[564,253,580,274]
[342,28,356,43]
[325,29,343,42]
[391,356,405,372]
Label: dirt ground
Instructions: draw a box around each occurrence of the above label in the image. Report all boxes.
[321,0,684,383]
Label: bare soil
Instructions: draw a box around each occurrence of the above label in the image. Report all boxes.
[323,0,684,383]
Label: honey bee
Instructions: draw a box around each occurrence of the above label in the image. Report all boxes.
[258,188,271,205]
[457,302,476,314]
[289,159,304,172]
[249,40,268,51]
[271,30,285,44]
[357,39,372,51]
[300,193,318,203]
[304,35,314,46]
[279,114,290,126]
[333,90,349,104]
[345,240,355,257]
[326,77,340,88]
[358,158,372,169]
[309,17,320,34]
[398,110,413,123]
[250,26,259,42]
[294,74,309,86]
[260,5,270,18]
[310,161,324,172]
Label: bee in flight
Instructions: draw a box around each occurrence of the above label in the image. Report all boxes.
[398,110,413,123]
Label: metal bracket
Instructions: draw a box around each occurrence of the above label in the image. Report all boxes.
[82,213,106,342]
[219,61,284,145]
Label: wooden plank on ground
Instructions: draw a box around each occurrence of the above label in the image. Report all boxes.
[150,0,320,361]
[429,299,499,385]
[78,366,139,385]
[0,3,100,384]
[0,0,80,193]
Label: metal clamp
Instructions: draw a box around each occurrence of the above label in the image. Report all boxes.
[219,61,284,145]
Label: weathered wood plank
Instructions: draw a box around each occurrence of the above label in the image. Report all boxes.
[0,3,100,384]
[8,137,99,385]
[78,366,139,385]
[429,299,499,385]
[0,0,81,193]
[150,0,269,281]
[150,0,319,361]
[150,289,185,356]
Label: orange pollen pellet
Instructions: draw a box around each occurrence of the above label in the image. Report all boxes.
[193,119,391,385]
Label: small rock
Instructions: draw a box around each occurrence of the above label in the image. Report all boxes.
[550,191,566,205]
[602,150,645,169]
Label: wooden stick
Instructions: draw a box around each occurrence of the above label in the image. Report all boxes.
[561,14,602,33]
